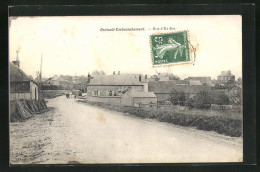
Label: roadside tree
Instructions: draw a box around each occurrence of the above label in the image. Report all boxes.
[169,90,186,106]
[192,90,211,109]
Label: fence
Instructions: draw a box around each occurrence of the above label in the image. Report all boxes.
[86,96,121,105]
[42,90,69,98]
[138,103,241,112]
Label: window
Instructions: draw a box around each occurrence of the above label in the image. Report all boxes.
[94,91,99,96]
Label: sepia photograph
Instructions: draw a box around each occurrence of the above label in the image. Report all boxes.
[9,15,243,164]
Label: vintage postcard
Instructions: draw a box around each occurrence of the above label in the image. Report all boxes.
[9,15,242,164]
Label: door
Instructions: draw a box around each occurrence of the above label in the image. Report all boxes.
[35,88,37,100]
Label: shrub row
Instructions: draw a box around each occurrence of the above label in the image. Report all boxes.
[78,100,242,137]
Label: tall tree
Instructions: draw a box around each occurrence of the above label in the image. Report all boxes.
[160,72,180,80]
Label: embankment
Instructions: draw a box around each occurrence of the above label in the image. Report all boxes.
[10,99,48,122]
[78,100,242,137]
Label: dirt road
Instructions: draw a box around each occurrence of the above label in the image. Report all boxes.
[10,96,242,164]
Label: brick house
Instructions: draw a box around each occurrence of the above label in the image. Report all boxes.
[217,70,235,84]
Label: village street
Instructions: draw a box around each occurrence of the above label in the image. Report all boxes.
[10,96,242,164]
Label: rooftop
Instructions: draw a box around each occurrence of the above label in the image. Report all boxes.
[148,81,209,94]
[189,80,203,86]
[89,75,144,86]
[187,77,212,82]
[9,62,38,85]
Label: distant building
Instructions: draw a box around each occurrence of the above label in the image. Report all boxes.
[211,84,242,105]
[48,75,65,85]
[188,80,203,86]
[87,74,147,97]
[159,76,170,81]
[148,75,158,82]
[175,80,189,85]
[148,80,209,102]
[228,85,242,104]
[86,74,155,106]
[187,77,212,86]
[10,62,39,101]
[121,92,157,107]
[237,77,242,85]
[217,70,235,84]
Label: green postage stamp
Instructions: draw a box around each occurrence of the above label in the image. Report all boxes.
[150,31,193,67]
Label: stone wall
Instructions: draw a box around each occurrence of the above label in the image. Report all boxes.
[86,96,121,105]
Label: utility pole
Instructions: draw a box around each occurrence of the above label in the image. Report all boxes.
[36,71,40,83]
[16,50,19,61]
[39,54,43,99]
[40,54,43,83]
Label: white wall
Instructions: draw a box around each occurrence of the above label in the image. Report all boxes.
[142,83,148,92]
[30,82,38,100]
[10,93,31,101]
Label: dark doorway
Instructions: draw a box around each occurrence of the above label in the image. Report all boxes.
[35,88,37,100]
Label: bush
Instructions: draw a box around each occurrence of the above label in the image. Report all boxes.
[192,90,212,109]
[78,100,242,137]
[169,91,186,105]
[185,98,194,109]
[210,92,230,105]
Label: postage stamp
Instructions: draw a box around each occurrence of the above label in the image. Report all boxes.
[150,31,192,67]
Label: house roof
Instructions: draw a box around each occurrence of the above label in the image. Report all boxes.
[148,81,209,94]
[120,74,149,83]
[9,62,38,85]
[175,80,189,85]
[148,81,176,94]
[189,80,203,86]
[187,77,212,82]
[159,76,169,81]
[51,75,60,80]
[125,91,156,98]
[89,75,144,86]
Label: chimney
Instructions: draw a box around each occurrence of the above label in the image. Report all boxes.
[118,71,120,75]
[113,71,115,75]
[87,73,91,83]
[12,50,20,67]
[12,61,20,68]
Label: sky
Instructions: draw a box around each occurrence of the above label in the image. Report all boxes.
[9,15,242,80]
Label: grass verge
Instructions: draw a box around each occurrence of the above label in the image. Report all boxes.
[78,100,242,137]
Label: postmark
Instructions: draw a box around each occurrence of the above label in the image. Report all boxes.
[150,31,194,67]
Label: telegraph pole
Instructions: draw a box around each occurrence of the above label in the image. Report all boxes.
[39,54,43,99]
[40,54,43,83]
